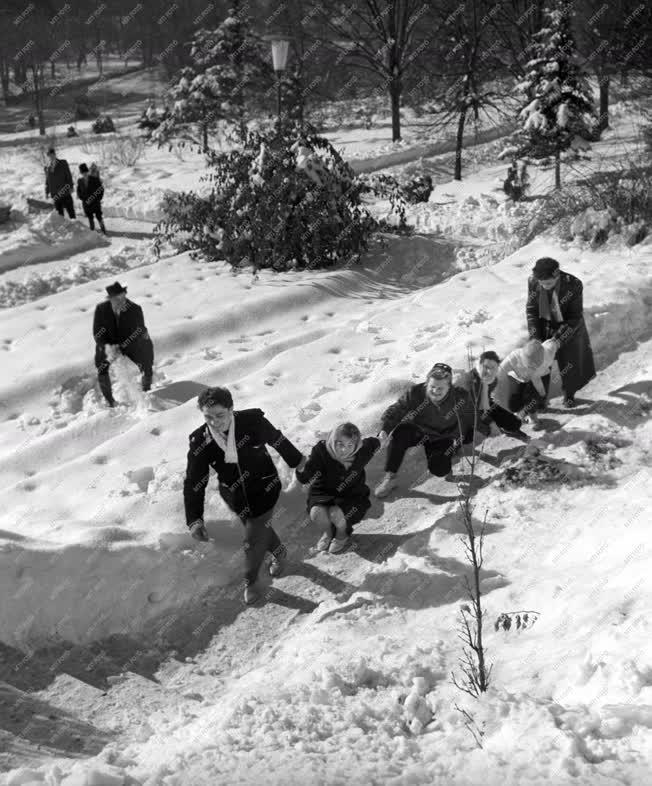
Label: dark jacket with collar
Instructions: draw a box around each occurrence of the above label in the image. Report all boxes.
[183,408,303,524]
[77,174,104,208]
[526,270,596,395]
[92,299,151,350]
[296,437,380,506]
[45,159,73,200]
[381,383,476,440]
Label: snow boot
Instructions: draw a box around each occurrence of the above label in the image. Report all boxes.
[329,535,351,554]
[316,532,332,552]
[269,544,288,578]
[563,396,577,409]
[375,472,398,498]
[244,584,261,605]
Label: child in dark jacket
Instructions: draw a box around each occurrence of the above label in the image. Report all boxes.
[296,423,380,554]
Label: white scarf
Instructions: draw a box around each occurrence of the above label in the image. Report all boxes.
[207,413,238,464]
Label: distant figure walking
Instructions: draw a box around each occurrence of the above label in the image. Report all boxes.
[92,281,154,407]
[526,257,596,408]
[77,163,106,234]
[44,147,75,218]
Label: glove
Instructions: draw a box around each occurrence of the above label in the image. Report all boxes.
[295,455,307,474]
[189,521,208,541]
[378,430,390,447]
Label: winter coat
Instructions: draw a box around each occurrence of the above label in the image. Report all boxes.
[92,299,152,351]
[77,174,104,208]
[296,437,380,524]
[45,159,73,201]
[183,409,303,524]
[381,383,477,440]
[526,271,596,395]
[455,369,497,433]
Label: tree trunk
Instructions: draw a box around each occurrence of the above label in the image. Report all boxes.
[31,65,46,136]
[0,61,9,105]
[202,121,208,154]
[50,60,55,79]
[554,148,561,190]
[96,49,103,77]
[454,106,467,180]
[389,75,401,142]
[598,74,609,132]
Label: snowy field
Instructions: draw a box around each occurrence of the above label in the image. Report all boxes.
[0,87,651,785]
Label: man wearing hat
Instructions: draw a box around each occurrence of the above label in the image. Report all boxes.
[92,282,154,407]
[526,257,595,408]
[44,147,75,219]
[374,362,479,498]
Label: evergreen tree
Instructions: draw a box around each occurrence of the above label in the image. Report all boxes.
[504,0,596,189]
[154,8,270,153]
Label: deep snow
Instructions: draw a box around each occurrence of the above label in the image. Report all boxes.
[0,90,651,786]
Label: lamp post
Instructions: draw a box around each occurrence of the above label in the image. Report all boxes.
[270,38,289,122]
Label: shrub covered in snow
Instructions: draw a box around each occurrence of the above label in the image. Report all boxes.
[92,115,116,134]
[155,122,378,272]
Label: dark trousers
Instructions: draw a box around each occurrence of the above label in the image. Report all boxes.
[505,375,550,416]
[241,508,284,586]
[485,403,523,432]
[95,341,154,404]
[84,204,105,233]
[54,195,75,219]
[385,423,458,477]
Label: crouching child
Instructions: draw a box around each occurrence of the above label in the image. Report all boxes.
[296,423,380,554]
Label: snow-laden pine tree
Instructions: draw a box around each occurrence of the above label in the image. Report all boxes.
[154,8,269,153]
[503,0,597,189]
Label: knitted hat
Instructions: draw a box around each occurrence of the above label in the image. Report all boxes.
[532,257,560,279]
[426,362,452,381]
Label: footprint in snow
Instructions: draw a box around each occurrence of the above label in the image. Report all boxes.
[299,402,322,422]
[374,337,395,345]
[412,341,432,353]
[314,386,336,397]
[228,337,250,344]
[203,349,222,360]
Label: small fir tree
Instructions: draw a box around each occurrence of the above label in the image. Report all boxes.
[504,0,597,189]
[154,9,270,153]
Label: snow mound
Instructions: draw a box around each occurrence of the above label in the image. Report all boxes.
[0,212,109,274]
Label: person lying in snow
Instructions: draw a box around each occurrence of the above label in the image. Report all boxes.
[494,338,558,430]
[374,362,479,498]
[296,422,380,554]
[456,350,528,440]
[183,386,307,605]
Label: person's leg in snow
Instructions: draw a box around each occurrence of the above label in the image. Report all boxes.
[328,506,350,554]
[94,344,115,407]
[376,423,425,497]
[84,208,95,231]
[62,194,76,219]
[424,436,457,477]
[310,505,334,551]
[242,508,285,604]
[123,342,154,392]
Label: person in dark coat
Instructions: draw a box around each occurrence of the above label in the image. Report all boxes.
[77,163,106,234]
[296,422,380,554]
[92,281,154,407]
[44,147,75,218]
[183,386,306,605]
[375,362,480,498]
[457,350,527,439]
[526,257,596,407]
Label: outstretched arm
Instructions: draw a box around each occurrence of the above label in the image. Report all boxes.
[295,444,321,485]
[259,414,303,468]
[381,388,414,433]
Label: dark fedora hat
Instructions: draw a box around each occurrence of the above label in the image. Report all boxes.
[106,281,128,297]
[532,257,560,279]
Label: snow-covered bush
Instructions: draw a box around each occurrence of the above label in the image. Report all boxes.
[92,115,116,134]
[155,122,378,272]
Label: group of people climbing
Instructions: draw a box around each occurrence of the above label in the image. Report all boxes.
[169,256,595,604]
[44,147,106,233]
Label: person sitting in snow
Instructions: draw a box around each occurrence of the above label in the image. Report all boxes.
[92,281,154,407]
[494,339,557,430]
[183,387,307,605]
[456,350,528,440]
[526,257,596,408]
[44,147,75,219]
[374,363,479,498]
[296,423,380,554]
[77,162,106,234]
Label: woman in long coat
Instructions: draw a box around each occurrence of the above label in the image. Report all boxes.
[526,257,596,407]
[296,423,380,554]
[183,386,305,605]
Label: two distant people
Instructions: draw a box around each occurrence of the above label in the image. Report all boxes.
[44,147,106,233]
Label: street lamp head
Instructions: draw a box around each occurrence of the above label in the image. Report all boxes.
[271,39,290,72]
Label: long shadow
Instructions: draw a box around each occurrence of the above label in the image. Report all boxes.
[0,682,112,765]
